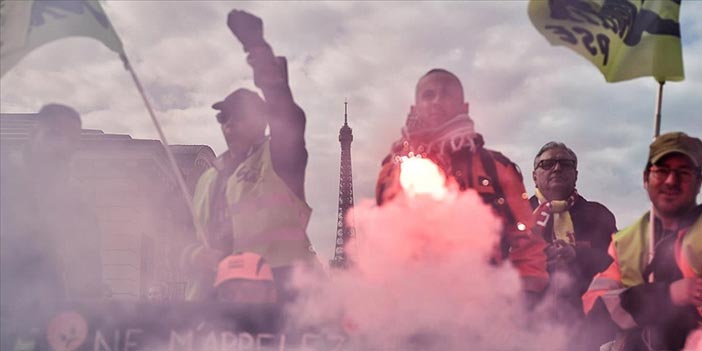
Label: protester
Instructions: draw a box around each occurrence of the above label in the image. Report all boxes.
[0,104,103,302]
[182,10,319,302]
[214,252,278,304]
[0,104,102,350]
[375,68,548,293]
[582,132,702,351]
[530,141,616,318]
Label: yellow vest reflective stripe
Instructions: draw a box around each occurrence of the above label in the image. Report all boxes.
[614,212,702,288]
[193,140,316,268]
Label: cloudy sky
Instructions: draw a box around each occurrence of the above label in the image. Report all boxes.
[1,1,700,261]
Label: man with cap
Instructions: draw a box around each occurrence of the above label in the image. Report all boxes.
[530,141,616,319]
[181,10,318,301]
[582,132,702,351]
[375,68,549,294]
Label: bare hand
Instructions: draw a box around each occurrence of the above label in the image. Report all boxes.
[670,277,702,306]
[227,9,265,50]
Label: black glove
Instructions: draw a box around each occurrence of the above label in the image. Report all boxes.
[545,239,576,271]
[227,9,266,52]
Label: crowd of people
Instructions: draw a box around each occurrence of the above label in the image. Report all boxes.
[0,8,699,351]
[373,63,700,350]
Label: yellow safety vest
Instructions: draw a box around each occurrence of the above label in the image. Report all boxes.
[193,139,317,267]
[614,211,702,288]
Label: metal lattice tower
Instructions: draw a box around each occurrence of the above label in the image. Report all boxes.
[330,101,356,269]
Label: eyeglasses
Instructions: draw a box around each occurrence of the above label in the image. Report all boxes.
[536,159,576,171]
[648,166,699,183]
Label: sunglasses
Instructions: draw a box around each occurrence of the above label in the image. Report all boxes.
[537,159,576,171]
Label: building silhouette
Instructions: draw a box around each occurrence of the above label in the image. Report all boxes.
[330,101,356,269]
[0,113,214,300]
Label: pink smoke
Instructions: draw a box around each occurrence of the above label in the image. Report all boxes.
[290,160,567,350]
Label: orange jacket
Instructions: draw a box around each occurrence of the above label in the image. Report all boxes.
[376,146,548,292]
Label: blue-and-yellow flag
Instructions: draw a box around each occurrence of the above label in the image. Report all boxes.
[528,0,684,82]
[0,0,125,77]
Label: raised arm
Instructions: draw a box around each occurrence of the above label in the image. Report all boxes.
[227,10,308,201]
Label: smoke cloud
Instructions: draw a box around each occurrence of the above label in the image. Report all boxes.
[290,185,569,350]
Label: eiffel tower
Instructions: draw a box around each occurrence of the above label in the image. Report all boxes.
[330,101,356,269]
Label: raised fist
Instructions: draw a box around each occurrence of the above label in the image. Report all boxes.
[227,9,265,51]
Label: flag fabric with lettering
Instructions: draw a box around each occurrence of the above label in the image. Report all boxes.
[528,0,684,82]
[0,0,125,77]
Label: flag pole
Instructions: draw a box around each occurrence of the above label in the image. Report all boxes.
[119,54,210,249]
[648,80,664,282]
[653,81,664,137]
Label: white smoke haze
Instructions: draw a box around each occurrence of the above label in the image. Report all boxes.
[684,328,702,351]
[290,186,568,351]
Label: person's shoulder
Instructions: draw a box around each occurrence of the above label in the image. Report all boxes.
[576,195,615,217]
[481,147,524,181]
[200,166,218,177]
[612,212,648,241]
[483,148,515,167]
[194,166,219,191]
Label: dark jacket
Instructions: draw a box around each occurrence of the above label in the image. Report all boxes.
[529,194,617,314]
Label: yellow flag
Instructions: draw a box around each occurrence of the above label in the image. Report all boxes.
[0,0,125,78]
[528,0,684,83]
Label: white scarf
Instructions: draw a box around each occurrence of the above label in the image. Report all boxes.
[390,114,478,158]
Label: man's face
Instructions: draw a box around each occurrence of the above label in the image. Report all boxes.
[532,148,578,201]
[413,72,468,128]
[645,153,701,220]
[217,99,266,152]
